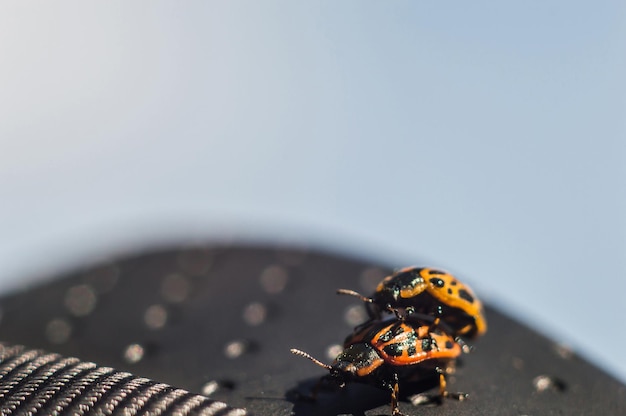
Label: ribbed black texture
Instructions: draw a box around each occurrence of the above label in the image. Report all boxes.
[0,344,248,416]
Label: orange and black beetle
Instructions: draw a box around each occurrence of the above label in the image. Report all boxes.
[291,320,467,416]
[338,266,487,339]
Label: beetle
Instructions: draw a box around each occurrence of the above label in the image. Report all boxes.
[338,266,487,339]
[291,319,467,416]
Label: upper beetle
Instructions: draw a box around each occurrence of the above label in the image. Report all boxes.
[338,266,487,338]
[291,319,467,416]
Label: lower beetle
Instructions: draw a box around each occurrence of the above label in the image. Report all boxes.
[291,320,467,416]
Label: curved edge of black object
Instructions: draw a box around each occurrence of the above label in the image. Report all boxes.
[0,243,625,415]
[0,343,250,416]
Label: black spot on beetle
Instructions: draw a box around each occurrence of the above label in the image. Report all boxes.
[445,341,454,349]
[378,325,405,343]
[451,280,458,286]
[378,329,395,343]
[429,278,445,288]
[447,288,453,295]
[422,338,439,352]
[395,270,420,288]
[383,344,404,357]
[458,289,475,303]
[407,345,417,356]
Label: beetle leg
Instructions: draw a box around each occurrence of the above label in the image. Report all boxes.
[428,305,444,331]
[436,367,468,401]
[425,317,442,347]
[424,306,464,352]
[386,304,404,320]
[454,336,473,354]
[389,372,407,416]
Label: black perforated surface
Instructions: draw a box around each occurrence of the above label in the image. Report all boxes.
[0,244,624,415]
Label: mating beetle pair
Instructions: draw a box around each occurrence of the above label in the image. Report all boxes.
[291,266,487,416]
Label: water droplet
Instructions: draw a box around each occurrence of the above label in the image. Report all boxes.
[344,304,367,327]
[242,302,267,326]
[259,265,289,294]
[161,273,191,303]
[45,318,72,344]
[144,304,168,329]
[124,343,145,363]
[64,284,97,317]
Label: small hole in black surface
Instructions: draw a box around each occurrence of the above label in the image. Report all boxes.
[242,302,268,326]
[553,343,574,360]
[176,248,214,276]
[82,264,120,294]
[223,339,260,359]
[533,375,568,393]
[122,341,160,364]
[259,265,290,294]
[274,247,308,266]
[218,379,236,390]
[202,379,237,396]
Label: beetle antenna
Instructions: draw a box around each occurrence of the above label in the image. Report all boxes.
[336,289,373,303]
[290,349,332,370]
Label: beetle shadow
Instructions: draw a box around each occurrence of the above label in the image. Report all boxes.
[286,376,441,416]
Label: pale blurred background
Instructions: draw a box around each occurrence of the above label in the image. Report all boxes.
[1,2,625,382]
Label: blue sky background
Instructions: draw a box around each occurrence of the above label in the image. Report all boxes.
[1,2,625,382]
